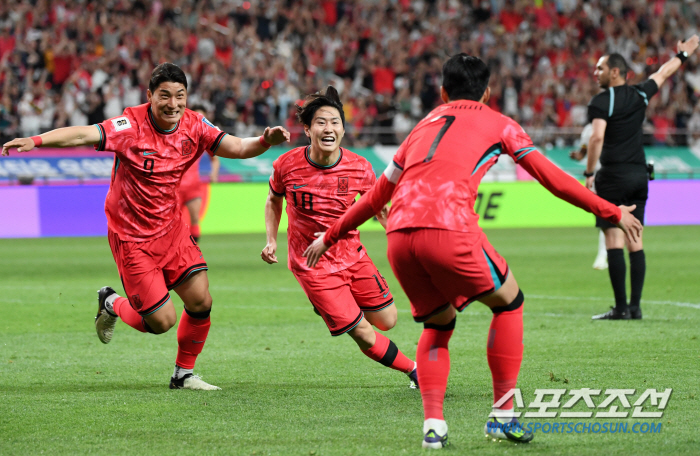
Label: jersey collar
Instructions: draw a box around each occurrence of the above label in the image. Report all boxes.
[148,106,180,135]
[305,146,343,169]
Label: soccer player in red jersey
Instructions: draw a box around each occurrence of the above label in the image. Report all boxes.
[261,87,418,388]
[304,55,643,448]
[2,63,290,390]
[178,105,221,243]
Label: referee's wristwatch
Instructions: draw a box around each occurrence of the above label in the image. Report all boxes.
[583,170,595,178]
[677,50,689,63]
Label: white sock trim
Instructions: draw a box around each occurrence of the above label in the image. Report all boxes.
[104,293,119,314]
[490,407,515,421]
[424,418,447,435]
[173,366,194,380]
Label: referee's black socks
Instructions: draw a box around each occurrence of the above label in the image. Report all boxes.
[629,250,646,310]
[607,249,627,310]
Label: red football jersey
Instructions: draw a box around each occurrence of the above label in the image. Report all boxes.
[386,99,537,233]
[270,146,376,275]
[179,149,214,194]
[96,103,226,241]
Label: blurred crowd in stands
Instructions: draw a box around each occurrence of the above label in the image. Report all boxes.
[2,0,700,148]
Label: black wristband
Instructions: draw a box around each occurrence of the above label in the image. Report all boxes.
[583,170,595,178]
[677,51,689,64]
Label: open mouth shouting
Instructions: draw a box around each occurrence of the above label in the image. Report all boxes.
[321,136,336,146]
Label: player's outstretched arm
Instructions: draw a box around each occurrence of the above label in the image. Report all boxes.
[2,126,101,156]
[303,174,395,267]
[518,150,622,224]
[261,190,284,264]
[215,126,290,160]
[617,204,643,244]
[650,34,699,88]
[376,204,390,229]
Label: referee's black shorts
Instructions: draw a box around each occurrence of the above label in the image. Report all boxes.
[594,164,648,229]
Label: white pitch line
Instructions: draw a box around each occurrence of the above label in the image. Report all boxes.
[529,294,700,310]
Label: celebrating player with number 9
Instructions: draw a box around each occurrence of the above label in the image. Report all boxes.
[2,62,290,390]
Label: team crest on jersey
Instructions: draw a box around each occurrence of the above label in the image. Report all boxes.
[338,177,349,194]
[130,294,142,310]
[111,116,132,132]
[181,139,195,156]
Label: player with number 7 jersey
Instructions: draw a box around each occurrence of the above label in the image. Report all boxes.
[303,55,643,449]
[261,86,418,389]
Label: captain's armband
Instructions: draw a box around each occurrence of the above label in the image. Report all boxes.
[383,161,403,184]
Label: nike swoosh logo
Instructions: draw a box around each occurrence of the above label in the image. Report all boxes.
[383,292,390,298]
[293,184,307,189]
[143,151,157,156]
[192,340,205,344]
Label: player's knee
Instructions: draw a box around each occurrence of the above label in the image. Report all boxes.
[372,312,397,331]
[423,316,456,331]
[185,292,212,314]
[490,289,524,314]
[147,314,177,334]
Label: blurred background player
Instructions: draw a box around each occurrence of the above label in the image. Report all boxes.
[179,105,221,243]
[261,86,418,388]
[569,122,607,270]
[304,54,642,449]
[586,36,699,320]
[2,63,290,390]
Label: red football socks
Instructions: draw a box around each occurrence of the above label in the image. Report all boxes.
[361,332,415,374]
[112,297,147,332]
[416,321,455,420]
[487,304,524,410]
[175,309,211,369]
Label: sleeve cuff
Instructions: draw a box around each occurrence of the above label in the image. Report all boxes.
[269,181,284,197]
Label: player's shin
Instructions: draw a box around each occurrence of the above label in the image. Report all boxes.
[175,307,211,370]
[361,332,415,374]
[417,317,455,420]
[487,291,524,417]
[112,296,148,332]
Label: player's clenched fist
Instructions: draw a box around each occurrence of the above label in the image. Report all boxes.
[261,242,278,264]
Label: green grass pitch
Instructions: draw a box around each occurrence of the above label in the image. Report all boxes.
[1,226,699,455]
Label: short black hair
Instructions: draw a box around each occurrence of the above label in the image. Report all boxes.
[606,53,628,79]
[148,63,188,93]
[189,104,207,114]
[442,53,490,101]
[296,86,345,127]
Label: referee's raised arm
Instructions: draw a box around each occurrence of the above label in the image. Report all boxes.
[650,34,699,88]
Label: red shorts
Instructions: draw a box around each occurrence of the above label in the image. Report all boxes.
[179,180,203,204]
[387,228,509,322]
[179,166,203,204]
[294,254,394,336]
[108,220,208,316]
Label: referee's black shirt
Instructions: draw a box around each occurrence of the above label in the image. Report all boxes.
[587,79,659,166]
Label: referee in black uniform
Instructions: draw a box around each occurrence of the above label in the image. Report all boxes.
[586,35,699,320]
